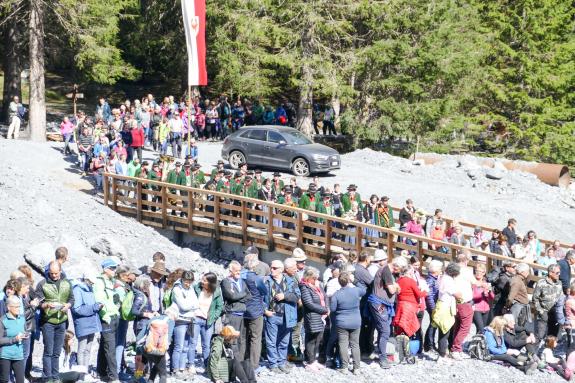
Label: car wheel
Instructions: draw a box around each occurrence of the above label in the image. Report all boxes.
[229,151,246,169]
[292,158,310,177]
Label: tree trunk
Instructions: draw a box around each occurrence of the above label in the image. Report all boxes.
[332,96,341,132]
[28,0,46,142]
[2,22,23,123]
[296,62,313,137]
[296,26,313,138]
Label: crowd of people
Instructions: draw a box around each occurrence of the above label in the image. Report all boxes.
[3,242,575,383]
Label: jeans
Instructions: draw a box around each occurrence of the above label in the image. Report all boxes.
[369,302,391,361]
[325,316,339,359]
[172,323,192,371]
[451,303,473,353]
[160,140,168,155]
[77,334,95,368]
[244,316,263,369]
[80,151,92,172]
[264,315,292,368]
[171,133,182,158]
[97,317,119,381]
[424,309,437,351]
[63,133,73,154]
[337,328,360,370]
[473,310,491,334]
[115,318,129,373]
[132,146,143,162]
[189,318,214,367]
[41,321,67,380]
[0,359,24,383]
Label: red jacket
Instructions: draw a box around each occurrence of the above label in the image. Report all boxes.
[393,277,427,337]
[131,127,145,147]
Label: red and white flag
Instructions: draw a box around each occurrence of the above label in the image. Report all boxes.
[181,0,207,86]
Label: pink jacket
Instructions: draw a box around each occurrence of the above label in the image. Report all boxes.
[472,283,494,313]
[60,120,75,135]
[405,220,424,236]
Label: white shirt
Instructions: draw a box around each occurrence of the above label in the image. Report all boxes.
[455,266,474,303]
[438,275,457,306]
[169,118,183,133]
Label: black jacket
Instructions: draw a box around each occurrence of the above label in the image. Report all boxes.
[300,283,328,334]
[221,277,250,314]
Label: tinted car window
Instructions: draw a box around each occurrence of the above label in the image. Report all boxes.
[267,131,285,143]
[283,130,313,145]
[238,130,250,138]
[246,129,266,141]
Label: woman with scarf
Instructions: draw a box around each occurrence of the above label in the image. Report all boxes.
[300,268,328,372]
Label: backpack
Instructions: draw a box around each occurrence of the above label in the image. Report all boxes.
[162,288,174,310]
[120,290,137,321]
[17,105,26,119]
[468,334,490,361]
[144,318,170,356]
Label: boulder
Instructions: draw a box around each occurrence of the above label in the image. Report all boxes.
[65,258,100,280]
[55,233,90,260]
[24,242,55,271]
[466,169,480,180]
[486,168,505,180]
[88,236,128,260]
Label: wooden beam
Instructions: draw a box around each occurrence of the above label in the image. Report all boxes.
[103,174,109,207]
[241,201,248,245]
[161,187,167,229]
[188,192,194,235]
[111,178,117,211]
[136,182,142,222]
[214,198,221,241]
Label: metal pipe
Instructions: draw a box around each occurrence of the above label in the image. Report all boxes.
[413,153,571,187]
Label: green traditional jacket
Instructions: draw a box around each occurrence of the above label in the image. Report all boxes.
[376,206,395,228]
[342,192,363,213]
[216,179,232,194]
[316,201,334,224]
[177,170,206,188]
[242,182,259,199]
[271,180,284,197]
[277,195,298,216]
[299,193,319,211]
[147,170,161,191]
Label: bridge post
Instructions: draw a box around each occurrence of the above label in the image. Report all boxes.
[136,182,142,222]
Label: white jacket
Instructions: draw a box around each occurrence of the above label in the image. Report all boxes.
[170,280,199,322]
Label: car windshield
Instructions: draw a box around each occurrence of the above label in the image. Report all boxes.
[283,130,312,145]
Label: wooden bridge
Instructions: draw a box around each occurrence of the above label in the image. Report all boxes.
[102,172,567,286]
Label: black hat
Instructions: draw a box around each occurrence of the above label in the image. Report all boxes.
[192,164,201,170]
[322,192,332,198]
[217,169,225,175]
[255,169,262,174]
[238,162,247,168]
[175,161,182,166]
[283,186,293,194]
[217,160,225,165]
[224,170,232,176]
[381,196,389,202]
[273,172,281,177]
[185,155,193,160]
[234,171,242,178]
[308,183,317,192]
[347,184,357,191]
[247,170,254,176]
[184,163,192,168]
[244,175,253,181]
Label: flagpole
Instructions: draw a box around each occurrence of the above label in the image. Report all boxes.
[187,85,192,159]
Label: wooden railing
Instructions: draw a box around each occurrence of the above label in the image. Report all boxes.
[102,172,548,286]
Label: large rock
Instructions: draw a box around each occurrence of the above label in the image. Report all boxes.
[466,169,480,180]
[24,242,55,271]
[65,258,100,280]
[88,236,128,260]
[486,168,506,180]
[55,233,90,260]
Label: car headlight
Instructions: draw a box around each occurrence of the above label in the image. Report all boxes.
[312,154,329,161]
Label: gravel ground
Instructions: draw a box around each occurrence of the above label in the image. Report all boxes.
[194,142,575,244]
[0,137,569,383]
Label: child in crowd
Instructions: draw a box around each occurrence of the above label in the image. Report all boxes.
[542,336,571,380]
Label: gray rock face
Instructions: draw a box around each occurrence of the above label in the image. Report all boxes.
[24,242,55,270]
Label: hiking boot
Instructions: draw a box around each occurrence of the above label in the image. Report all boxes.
[396,335,408,363]
[379,359,391,369]
[268,367,281,375]
[352,367,361,375]
[278,365,290,374]
[449,352,463,361]
[336,367,350,375]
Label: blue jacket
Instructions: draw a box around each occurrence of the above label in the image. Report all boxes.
[71,282,102,338]
[558,258,571,293]
[425,274,440,311]
[484,327,507,355]
[330,286,366,330]
[263,275,300,328]
[0,313,25,360]
[242,270,266,320]
[132,288,151,334]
